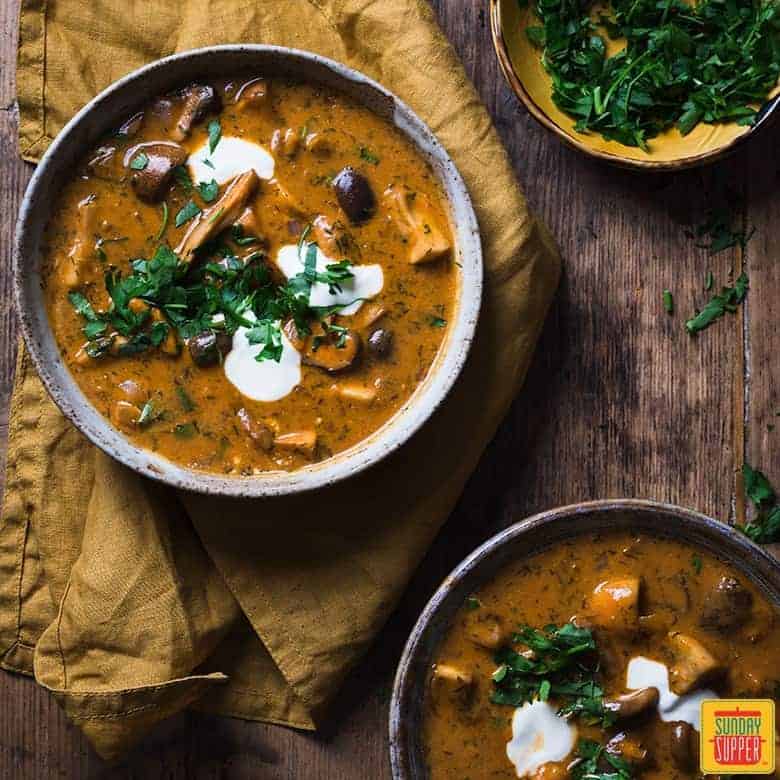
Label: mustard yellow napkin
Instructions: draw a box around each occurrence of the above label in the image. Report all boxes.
[4,0,560,760]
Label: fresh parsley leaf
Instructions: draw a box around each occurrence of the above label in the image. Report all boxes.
[231,224,259,246]
[130,152,149,170]
[430,316,447,328]
[465,596,481,610]
[175,386,196,412]
[705,270,714,291]
[207,119,222,154]
[174,165,193,194]
[571,739,632,780]
[685,274,748,334]
[740,462,780,544]
[691,554,703,574]
[662,290,673,314]
[155,202,169,242]
[137,400,162,428]
[68,291,100,322]
[245,319,283,362]
[359,146,380,165]
[696,203,754,254]
[174,422,196,438]
[744,462,775,506]
[175,200,201,228]
[198,179,219,203]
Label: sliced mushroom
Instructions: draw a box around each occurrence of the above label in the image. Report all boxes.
[235,77,268,110]
[586,577,641,631]
[606,732,649,769]
[700,575,753,633]
[429,663,474,710]
[354,302,386,329]
[604,687,659,719]
[311,215,348,256]
[466,614,508,650]
[383,185,451,264]
[268,178,306,218]
[118,379,147,406]
[110,400,140,429]
[237,408,274,451]
[188,330,232,367]
[302,328,361,373]
[175,170,260,261]
[86,146,117,178]
[128,142,187,202]
[271,127,301,157]
[274,430,317,458]
[304,132,331,156]
[367,328,393,359]
[59,195,99,288]
[335,383,377,403]
[667,632,723,694]
[334,167,376,223]
[173,83,220,140]
[116,111,144,138]
[670,721,698,770]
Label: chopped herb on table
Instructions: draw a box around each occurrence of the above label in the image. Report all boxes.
[662,290,673,314]
[741,462,780,543]
[491,623,615,727]
[685,273,748,334]
[525,0,780,150]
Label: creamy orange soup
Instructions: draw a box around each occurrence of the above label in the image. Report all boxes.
[42,77,457,474]
[423,531,780,779]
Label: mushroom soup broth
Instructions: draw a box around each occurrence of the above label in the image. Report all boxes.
[423,532,780,779]
[42,77,458,473]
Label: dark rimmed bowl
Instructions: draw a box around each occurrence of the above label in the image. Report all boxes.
[490,0,780,171]
[389,499,780,779]
[13,45,482,498]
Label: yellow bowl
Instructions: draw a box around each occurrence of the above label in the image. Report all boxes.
[490,0,780,170]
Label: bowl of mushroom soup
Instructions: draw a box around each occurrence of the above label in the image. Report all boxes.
[14,45,482,497]
[390,500,780,779]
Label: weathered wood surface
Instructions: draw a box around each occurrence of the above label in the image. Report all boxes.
[0,0,777,776]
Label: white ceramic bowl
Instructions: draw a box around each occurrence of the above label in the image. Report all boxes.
[14,45,483,498]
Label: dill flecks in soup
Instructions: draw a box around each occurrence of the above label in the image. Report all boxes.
[423,532,780,779]
[42,77,457,474]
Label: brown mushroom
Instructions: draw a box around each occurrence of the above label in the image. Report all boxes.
[116,111,144,138]
[271,128,301,157]
[606,732,650,769]
[383,185,451,264]
[586,577,641,631]
[86,146,117,179]
[237,408,274,451]
[604,687,659,719]
[172,83,220,140]
[302,328,361,373]
[110,400,140,429]
[670,721,698,770]
[335,383,377,403]
[118,379,147,406]
[188,330,232,367]
[175,170,260,261]
[311,215,348,256]
[334,167,376,224]
[59,195,99,288]
[700,575,753,633]
[667,632,723,694]
[235,78,269,110]
[429,663,474,710]
[367,328,393,358]
[128,142,187,202]
[465,614,508,650]
[274,430,317,458]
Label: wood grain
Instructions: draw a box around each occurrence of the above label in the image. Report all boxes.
[0,0,777,776]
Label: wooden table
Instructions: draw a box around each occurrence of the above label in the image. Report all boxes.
[1,0,777,776]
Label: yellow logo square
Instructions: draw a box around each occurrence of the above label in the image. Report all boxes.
[700,699,775,774]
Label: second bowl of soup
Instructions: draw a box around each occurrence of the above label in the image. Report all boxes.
[390,500,780,779]
[14,46,482,496]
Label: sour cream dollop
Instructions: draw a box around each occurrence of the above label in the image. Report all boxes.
[188,136,275,185]
[506,701,577,778]
[223,317,301,402]
[626,656,717,731]
[275,244,383,316]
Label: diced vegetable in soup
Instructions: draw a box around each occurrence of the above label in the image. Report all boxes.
[423,532,780,779]
[42,77,458,474]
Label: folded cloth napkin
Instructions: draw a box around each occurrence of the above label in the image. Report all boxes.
[3,0,561,760]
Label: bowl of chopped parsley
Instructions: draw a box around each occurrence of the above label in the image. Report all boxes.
[490,0,780,169]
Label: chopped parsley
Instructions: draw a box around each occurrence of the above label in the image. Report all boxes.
[465,596,482,610]
[491,623,614,727]
[68,239,359,365]
[571,739,633,780]
[155,202,169,242]
[198,179,219,203]
[359,146,380,165]
[430,316,447,328]
[175,200,202,228]
[691,553,703,574]
[207,119,222,154]
[694,203,754,254]
[685,273,748,334]
[137,400,163,428]
[741,462,780,544]
[129,152,149,170]
[174,165,194,194]
[175,386,196,412]
[526,0,780,150]
[662,290,673,314]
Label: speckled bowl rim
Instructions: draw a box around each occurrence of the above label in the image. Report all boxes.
[489,0,780,172]
[13,45,483,498]
[389,499,780,779]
